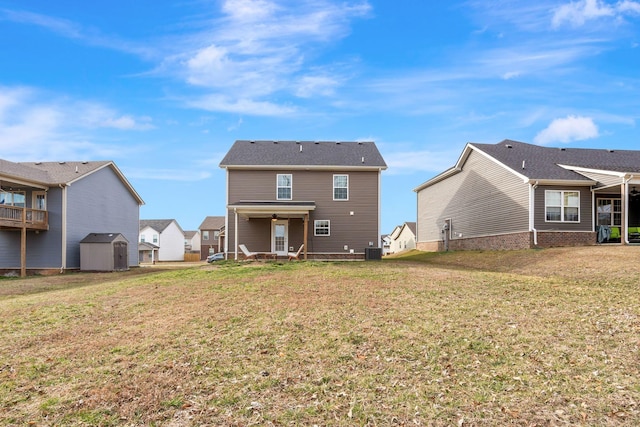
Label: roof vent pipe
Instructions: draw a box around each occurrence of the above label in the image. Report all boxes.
[522,160,526,170]
[362,156,365,163]
[300,145,303,152]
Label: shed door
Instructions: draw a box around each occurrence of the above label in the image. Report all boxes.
[114,242,128,271]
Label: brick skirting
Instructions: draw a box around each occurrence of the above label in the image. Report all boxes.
[418,231,598,252]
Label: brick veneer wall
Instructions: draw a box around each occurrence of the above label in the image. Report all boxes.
[417,231,598,252]
[534,231,596,248]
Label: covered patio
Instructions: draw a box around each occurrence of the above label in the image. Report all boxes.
[593,177,640,244]
[228,201,316,260]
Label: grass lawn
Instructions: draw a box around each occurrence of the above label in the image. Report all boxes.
[1,246,639,426]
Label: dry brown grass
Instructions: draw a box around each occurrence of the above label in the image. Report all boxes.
[1,246,639,426]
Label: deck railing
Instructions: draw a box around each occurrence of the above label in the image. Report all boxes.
[0,206,48,229]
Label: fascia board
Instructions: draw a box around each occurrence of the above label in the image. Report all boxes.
[222,165,386,171]
[557,164,626,178]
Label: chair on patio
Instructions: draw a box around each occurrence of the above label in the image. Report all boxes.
[239,244,258,260]
[288,244,304,261]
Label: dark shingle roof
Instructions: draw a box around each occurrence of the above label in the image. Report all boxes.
[79,233,127,243]
[140,219,182,233]
[473,139,640,181]
[219,140,387,169]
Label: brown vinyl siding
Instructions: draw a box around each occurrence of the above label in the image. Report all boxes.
[227,169,380,254]
[533,185,592,231]
[416,150,529,243]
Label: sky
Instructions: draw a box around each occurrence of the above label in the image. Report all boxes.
[1,0,639,234]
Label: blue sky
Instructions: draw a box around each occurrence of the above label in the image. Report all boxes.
[1,0,639,233]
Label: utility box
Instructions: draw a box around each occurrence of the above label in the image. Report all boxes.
[80,233,129,271]
[364,247,382,260]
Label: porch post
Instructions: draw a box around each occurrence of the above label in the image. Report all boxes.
[21,209,26,278]
[303,213,308,260]
[623,181,629,245]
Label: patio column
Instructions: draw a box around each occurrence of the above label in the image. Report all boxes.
[623,181,629,245]
[303,213,308,260]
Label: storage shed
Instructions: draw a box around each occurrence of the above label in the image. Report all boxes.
[80,233,129,271]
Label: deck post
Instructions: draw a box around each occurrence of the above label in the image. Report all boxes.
[21,209,26,278]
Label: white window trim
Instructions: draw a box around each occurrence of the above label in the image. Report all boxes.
[545,190,580,223]
[314,220,330,236]
[277,174,293,201]
[596,198,622,226]
[333,174,349,201]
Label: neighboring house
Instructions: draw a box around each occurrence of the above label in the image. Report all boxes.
[381,234,391,255]
[139,219,185,261]
[0,158,143,276]
[198,216,225,260]
[389,221,416,253]
[386,225,402,254]
[414,139,640,251]
[219,140,387,260]
[184,230,201,253]
[138,241,159,264]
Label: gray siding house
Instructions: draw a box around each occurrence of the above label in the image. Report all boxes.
[0,159,143,275]
[414,140,640,251]
[219,140,387,260]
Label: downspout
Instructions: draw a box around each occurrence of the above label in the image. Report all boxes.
[530,181,539,246]
[624,175,634,244]
[60,184,67,273]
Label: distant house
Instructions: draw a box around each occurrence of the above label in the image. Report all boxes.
[199,216,225,260]
[389,222,416,253]
[0,158,143,276]
[414,139,640,251]
[381,234,392,255]
[184,230,201,252]
[219,140,387,260]
[139,219,185,261]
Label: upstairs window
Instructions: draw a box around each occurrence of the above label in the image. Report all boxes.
[277,174,292,200]
[203,231,209,241]
[545,190,579,222]
[153,234,159,244]
[333,175,348,200]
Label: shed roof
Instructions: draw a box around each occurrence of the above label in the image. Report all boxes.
[80,233,128,243]
[219,140,387,169]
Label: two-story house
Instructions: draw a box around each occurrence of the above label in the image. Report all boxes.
[0,158,143,276]
[198,216,225,260]
[139,219,185,262]
[219,140,387,260]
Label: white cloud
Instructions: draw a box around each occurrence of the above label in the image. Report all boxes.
[552,0,640,28]
[533,115,599,144]
[170,0,371,114]
[0,85,152,160]
[187,94,297,116]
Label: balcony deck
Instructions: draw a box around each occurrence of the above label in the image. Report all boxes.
[0,206,48,230]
